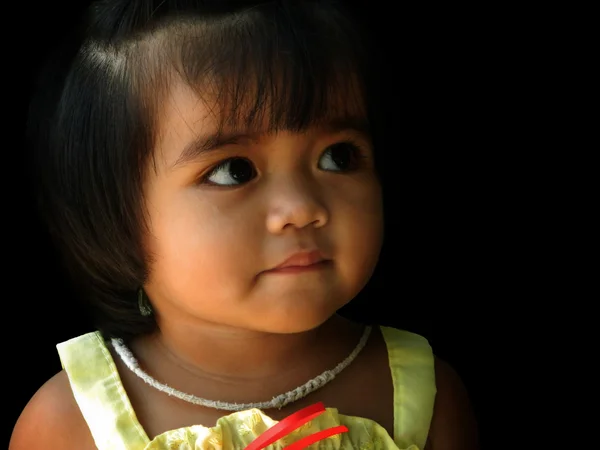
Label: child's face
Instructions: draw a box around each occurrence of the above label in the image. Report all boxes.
[143,82,383,333]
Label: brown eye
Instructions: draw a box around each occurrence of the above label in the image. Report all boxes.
[204,158,257,186]
[318,142,363,172]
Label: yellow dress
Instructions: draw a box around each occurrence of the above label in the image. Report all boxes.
[57,326,436,450]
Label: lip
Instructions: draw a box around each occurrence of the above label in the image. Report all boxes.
[267,250,329,274]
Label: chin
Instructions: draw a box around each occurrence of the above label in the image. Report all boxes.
[252,303,346,335]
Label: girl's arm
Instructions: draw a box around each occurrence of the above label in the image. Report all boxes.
[425,357,480,450]
[9,371,97,450]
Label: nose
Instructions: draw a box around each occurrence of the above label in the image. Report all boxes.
[265,174,329,234]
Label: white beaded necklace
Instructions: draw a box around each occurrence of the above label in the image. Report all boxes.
[112,325,372,412]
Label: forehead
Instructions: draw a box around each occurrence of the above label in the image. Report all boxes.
[152,78,369,164]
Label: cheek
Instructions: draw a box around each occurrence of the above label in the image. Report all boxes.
[336,174,383,234]
[331,177,384,280]
[146,191,256,296]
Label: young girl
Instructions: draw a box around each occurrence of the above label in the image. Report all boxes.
[11,1,478,449]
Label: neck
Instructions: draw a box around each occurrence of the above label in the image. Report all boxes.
[135,314,359,384]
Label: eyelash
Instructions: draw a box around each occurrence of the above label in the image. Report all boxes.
[197,139,370,187]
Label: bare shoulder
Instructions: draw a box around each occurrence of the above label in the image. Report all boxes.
[425,356,480,450]
[9,370,96,450]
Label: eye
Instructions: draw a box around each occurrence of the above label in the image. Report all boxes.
[318,141,365,172]
[202,157,257,186]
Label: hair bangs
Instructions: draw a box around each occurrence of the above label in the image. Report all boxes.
[149,2,371,137]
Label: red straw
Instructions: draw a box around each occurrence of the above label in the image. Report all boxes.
[244,402,327,450]
[283,425,349,450]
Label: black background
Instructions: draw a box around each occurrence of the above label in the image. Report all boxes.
[4,1,524,448]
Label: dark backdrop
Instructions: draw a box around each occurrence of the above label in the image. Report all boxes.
[5,2,509,447]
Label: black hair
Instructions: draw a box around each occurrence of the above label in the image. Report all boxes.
[28,0,380,341]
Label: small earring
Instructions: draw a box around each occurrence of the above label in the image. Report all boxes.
[138,288,153,317]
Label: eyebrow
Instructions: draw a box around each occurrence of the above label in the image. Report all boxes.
[171,116,371,169]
